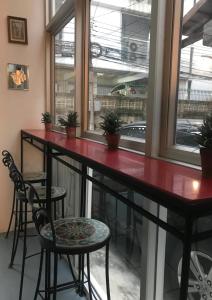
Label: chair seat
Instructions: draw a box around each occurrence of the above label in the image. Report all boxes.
[40,217,110,252]
[22,171,46,183]
[17,186,66,203]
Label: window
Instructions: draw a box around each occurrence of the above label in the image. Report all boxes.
[48,0,208,162]
[45,2,208,300]
[53,18,75,124]
[49,0,66,19]
[161,0,212,163]
[89,172,155,300]
[87,0,152,148]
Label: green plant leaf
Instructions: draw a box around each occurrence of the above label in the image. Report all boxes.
[99,111,124,135]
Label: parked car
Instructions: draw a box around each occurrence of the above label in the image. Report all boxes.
[120,120,200,147]
[120,121,146,139]
[165,214,212,300]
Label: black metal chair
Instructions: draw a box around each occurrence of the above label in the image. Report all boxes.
[30,190,111,300]
[7,161,67,300]
[2,150,47,238]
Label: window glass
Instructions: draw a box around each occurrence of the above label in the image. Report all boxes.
[90,173,156,300]
[88,0,152,142]
[175,0,212,149]
[54,18,75,124]
[49,0,65,19]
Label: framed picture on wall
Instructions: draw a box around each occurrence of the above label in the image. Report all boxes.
[8,64,29,90]
[7,16,28,45]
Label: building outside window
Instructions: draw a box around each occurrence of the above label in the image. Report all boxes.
[88,0,152,145]
[163,0,212,156]
[49,0,212,161]
[54,18,75,124]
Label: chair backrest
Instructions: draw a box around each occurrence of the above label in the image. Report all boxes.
[28,186,56,248]
[2,150,14,169]
[28,184,40,207]
[32,207,56,247]
[32,208,50,233]
[9,163,26,195]
[2,150,27,197]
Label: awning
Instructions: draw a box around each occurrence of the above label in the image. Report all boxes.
[182,0,212,48]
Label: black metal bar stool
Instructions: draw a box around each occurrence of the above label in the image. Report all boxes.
[30,189,111,300]
[7,162,67,300]
[2,150,66,221]
[2,150,47,238]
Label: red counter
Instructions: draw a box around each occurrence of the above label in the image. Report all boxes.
[21,129,212,211]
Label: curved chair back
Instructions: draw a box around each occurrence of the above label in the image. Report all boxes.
[33,207,56,248]
[2,150,15,169]
[9,163,26,195]
[28,184,40,207]
[2,150,25,194]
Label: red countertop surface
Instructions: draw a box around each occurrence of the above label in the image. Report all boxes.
[22,129,212,206]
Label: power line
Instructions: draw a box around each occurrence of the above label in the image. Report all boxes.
[90,1,143,20]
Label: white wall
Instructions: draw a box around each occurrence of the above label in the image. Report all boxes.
[0,0,46,232]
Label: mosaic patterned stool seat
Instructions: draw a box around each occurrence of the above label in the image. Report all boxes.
[17,185,66,223]
[22,171,46,183]
[41,217,110,253]
[17,186,66,203]
[33,208,111,300]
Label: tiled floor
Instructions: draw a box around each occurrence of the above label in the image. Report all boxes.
[0,232,87,300]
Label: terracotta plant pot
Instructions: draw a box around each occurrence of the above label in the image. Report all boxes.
[200,147,212,178]
[66,127,76,139]
[45,123,52,131]
[105,133,120,150]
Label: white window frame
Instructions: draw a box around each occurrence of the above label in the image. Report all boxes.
[81,0,164,154]
[46,0,83,134]
[46,0,202,166]
[159,0,201,166]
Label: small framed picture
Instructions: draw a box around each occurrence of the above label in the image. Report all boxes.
[7,16,28,45]
[8,63,29,90]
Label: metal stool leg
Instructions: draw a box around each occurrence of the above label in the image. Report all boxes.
[79,254,85,296]
[62,197,65,218]
[45,249,51,300]
[19,198,24,232]
[87,253,92,300]
[54,201,57,220]
[105,242,111,300]
[53,253,58,300]
[5,186,16,239]
[77,254,85,296]
[19,200,28,300]
[77,254,82,293]
[34,248,44,300]
[45,250,48,300]
[9,197,20,268]
[67,255,76,281]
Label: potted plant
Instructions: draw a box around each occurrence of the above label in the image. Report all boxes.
[100,111,123,149]
[41,112,52,131]
[58,111,79,138]
[196,113,212,177]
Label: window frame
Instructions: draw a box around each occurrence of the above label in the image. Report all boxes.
[46,0,76,132]
[81,0,158,154]
[160,0,201,166]
[46,0,202,167]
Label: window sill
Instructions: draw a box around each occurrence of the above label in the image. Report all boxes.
[82,131,145,153]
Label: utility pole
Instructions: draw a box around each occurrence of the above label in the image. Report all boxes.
[187,0,196,100]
